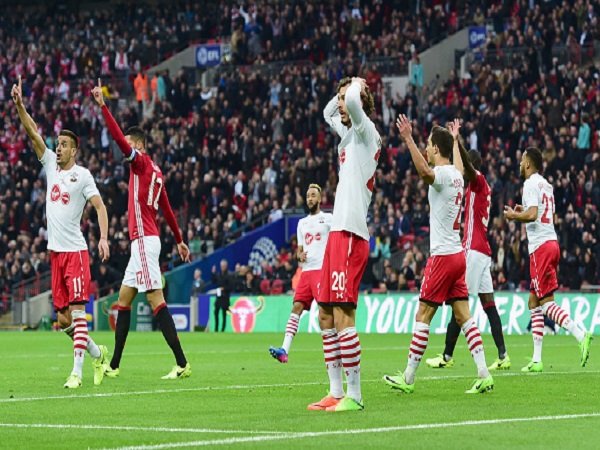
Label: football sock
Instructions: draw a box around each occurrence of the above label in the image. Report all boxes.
[282,312,300,353]
[321,328,344,398]
[443,313,460,359]
[462,317,489,378]
[338,327,361,402]
[155,303,187,367]
[110,306,131,370]
[63,322,100,358]
[531,307,544,362]
[405,321,429,384]
[71,310,88,378]
[542,301,585,342]
[483,302,507,359]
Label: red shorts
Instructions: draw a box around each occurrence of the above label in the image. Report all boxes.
[530,240,560,299]
[420,251,468,304]
[293,269,320,311]
[50,250,91,311]
[317,231,369,308]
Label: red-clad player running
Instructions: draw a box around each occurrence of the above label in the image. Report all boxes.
[383,118,494,394]
[504,147,592,371]
[426,148,510,370]
[91,80,192,380]
[12,76,110,389]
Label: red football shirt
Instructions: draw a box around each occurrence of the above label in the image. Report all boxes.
[462,171,492,256]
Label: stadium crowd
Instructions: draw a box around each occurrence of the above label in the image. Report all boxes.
[0,0,599,310]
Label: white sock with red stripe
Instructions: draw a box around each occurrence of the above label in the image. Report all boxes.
[404,321,429,384]
[542,301,585,342]
[338,327,361,402]
[461,318,490,378]
[71,310,89,378]
[282,313,300,353]
[321,328,344,399]
[530,307,544,362]
[64,324,101,359]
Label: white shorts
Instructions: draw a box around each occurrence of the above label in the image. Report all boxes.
[122,236,163,293]
[465,249,493,295]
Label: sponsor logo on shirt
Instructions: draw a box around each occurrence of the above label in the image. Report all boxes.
[50,184,70,205]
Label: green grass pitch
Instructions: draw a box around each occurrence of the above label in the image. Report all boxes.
[0,331,597,449]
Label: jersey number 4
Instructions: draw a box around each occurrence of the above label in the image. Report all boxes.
[147,172,163,209]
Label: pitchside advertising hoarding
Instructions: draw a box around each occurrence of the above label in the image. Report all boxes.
[93,292,600,335]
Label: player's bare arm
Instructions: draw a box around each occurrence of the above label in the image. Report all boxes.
[448,119,464,176]
[297,245,307,263]
[504,205,537,222]
[89,195,110,262]
[396,114,435,185]
[92,78,134,158]
[11,75,46,159]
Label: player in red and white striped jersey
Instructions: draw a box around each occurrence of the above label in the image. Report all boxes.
[92,80,192,380]
[384,118,494,394]
[269,184,332,364]
[505,147,592,371]
[12,76,110,389]
[426,148,510,371]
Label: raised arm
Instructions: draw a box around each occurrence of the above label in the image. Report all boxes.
[91,78,133,159]
[458,139,477,182]
[323,95,345,137]
[11,76,46,160]
[448,119,464,177]
[158,188,190,262]
[345,78,368,131]
[89,194,110,262]
[396,115,435,185]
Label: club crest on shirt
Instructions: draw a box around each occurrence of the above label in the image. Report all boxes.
[69,173,79,183]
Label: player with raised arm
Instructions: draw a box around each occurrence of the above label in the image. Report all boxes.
[91,79,192,380]
[307,77,380,413]
[504,147,592,372]
[269,184,332,363]
[383,118,494,394]
[426,147,510,370]
[11,76,110,389]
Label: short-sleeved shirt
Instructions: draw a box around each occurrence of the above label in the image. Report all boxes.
[41,149,99,252]
[523,173,558,254]
[296,211,333,271]
[429,165,464,256]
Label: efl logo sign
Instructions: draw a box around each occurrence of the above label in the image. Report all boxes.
[469,26,487,49]
[196,45,222,67]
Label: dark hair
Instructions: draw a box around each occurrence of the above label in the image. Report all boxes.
[124,126,146,147]
[59,129,79,148]
[468,149,482,171]
[337,77,375,117]
[524,146,543,172]
[430,125,453,158]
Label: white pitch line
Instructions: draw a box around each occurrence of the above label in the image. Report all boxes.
[0,423,289,435]
[2,370,599,404]
[102,412,600,450]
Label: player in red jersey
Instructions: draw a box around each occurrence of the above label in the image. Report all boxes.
[269,184,332,363]
[384,118,493,394]
[92,80,192,379]
[12,76,110,389]
[426,147,510,370]
[309,77,380,412]
[504,147,592,371]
